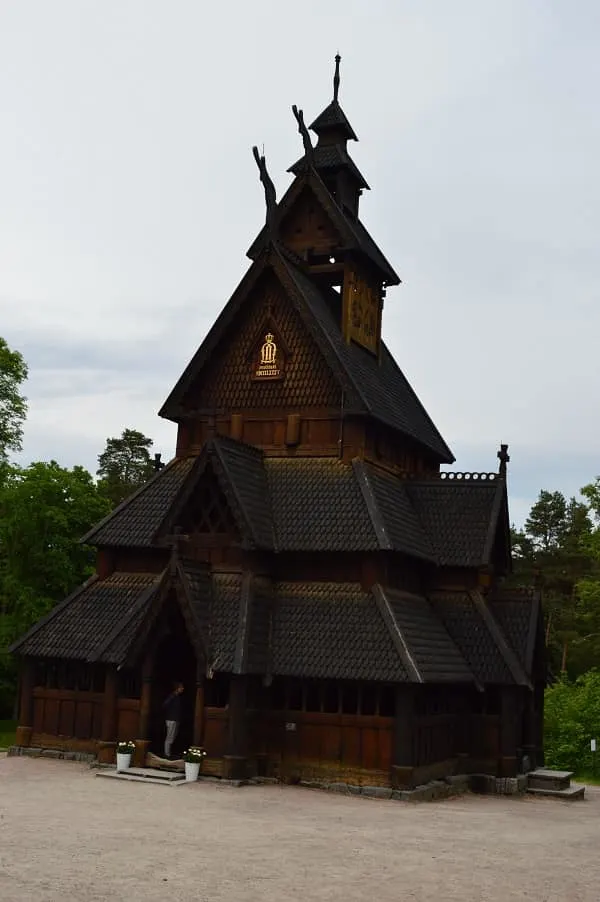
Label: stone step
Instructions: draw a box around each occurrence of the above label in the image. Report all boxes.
[96,766,186,785]
[526,783,585,801]
[96,770,189,786]
[528,768,574,792]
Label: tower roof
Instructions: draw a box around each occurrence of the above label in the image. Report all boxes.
[310,54,358,142]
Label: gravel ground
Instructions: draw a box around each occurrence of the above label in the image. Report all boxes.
[0,754,598,902]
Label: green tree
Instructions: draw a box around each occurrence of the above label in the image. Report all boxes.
[0,461,111,714]
[544,672,600,773]
[516,490,595,675]
[96,428,156,507]
[0,337,28,465]
[525,490,568,553]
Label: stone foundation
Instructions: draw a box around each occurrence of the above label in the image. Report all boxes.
[8,745,96,764]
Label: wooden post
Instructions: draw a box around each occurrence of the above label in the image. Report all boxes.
[193,664,205,747]
[391,685,415,788]
[224,675,248,780]
[15,658,35,747]
[534,682,545,768]
[522,689,536,771]
[101,667,118,742]
[499,687,518,777]
[139,656,153,740]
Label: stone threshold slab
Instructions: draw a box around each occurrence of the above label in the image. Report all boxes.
[96,769,190,787]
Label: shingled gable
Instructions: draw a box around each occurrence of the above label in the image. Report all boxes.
[246,168,400,285]
[158,436,274,550]
[158,245,451,461]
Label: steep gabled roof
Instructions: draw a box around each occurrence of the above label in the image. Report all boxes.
[278,255,453,461]
[246,170,400,285]
[158,245,450,461]
[407,474,505,566]
[9,572,165,663]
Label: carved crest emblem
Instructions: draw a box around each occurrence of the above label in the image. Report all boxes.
[253,330,283,380]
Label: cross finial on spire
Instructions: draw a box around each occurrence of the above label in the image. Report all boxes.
[333,53,341,102]
[497,443,510,476]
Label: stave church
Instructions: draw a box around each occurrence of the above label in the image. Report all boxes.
[11,57,545,789]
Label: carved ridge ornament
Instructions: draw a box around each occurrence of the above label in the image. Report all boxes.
[253,331,283,380]
[343,268,380,354]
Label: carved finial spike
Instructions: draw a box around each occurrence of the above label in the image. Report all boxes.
[292,104,314,165]
[497,443,510,476]
[252,145,277,232]
[333,53,341,102]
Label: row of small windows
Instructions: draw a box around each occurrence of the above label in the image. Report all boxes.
[34,660,105,693]
[260,679,396,717]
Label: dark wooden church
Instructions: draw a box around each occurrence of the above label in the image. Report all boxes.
[11,58,545,788]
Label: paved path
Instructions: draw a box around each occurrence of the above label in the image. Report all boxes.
[1,756,598,902]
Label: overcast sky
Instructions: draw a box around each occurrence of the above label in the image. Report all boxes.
[2,1,599,527]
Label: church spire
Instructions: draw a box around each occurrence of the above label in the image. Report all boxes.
[309,54,357,144]
[333,53,341,102]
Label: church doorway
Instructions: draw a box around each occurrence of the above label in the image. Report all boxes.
[149,602,197,758]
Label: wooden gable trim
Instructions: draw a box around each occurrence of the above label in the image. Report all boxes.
[119,572,175,668]
[88,571,168,665]
[159,442,252,548]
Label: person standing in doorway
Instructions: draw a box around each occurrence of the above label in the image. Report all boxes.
[163,681,184,759]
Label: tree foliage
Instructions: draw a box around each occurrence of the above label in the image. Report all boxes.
[544,672,600,773]
[0,337,28,464]
[0,462,111,714]
[512,485,600,677]
[97,428,156,508]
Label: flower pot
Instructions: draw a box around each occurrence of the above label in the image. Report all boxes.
[116,752,132,772]
[185,761,201,782]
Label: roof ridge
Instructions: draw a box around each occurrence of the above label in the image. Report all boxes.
[89,570,167,664]
[377,342,454,463]
[469,590,532,689]
[274,250,371,411]
[372,585,423,683]
[210,439,270,549]
[352,459,392,550]
[481,478,507,565]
